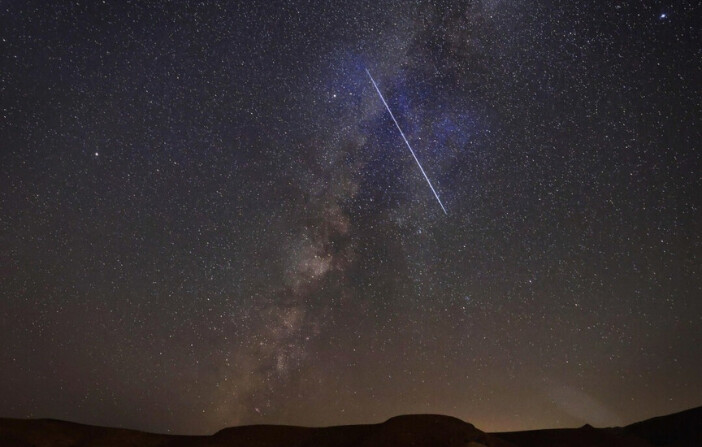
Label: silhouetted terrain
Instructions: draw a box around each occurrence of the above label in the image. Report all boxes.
[1,406,699,446]
[496,406,702,447]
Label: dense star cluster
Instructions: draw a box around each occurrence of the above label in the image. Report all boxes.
[1,0,700,436]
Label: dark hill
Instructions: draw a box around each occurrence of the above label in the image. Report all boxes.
[0,415,512,447]
[210,415,513,447]
[0,406,699,447]
[497,406,702,447]
[623,406,702,446]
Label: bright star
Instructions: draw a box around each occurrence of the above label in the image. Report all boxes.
[659,13,667,19]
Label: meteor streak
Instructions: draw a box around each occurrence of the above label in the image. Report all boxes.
[366,69,447,215]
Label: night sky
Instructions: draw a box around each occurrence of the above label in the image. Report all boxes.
[1,0,700,436]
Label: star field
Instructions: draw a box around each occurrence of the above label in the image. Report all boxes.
[1,0,700,435]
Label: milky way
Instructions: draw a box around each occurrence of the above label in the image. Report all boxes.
[1,0,700,436]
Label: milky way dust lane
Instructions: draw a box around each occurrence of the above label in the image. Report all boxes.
[365,68,447,215]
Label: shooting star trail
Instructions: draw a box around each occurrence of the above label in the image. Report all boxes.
[366,68,447,215]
